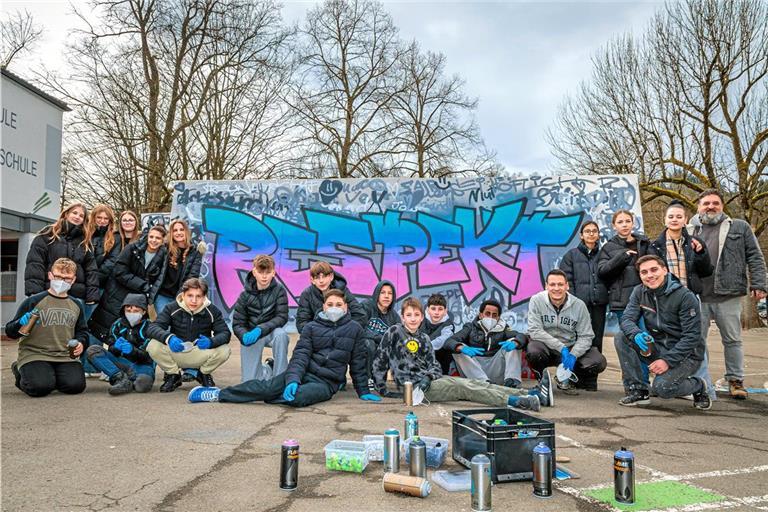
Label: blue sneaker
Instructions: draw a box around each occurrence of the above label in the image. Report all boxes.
[188,386,220,403]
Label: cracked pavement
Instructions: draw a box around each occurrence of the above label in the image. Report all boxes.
[2,327,767,511]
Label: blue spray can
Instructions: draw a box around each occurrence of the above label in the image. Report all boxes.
[404,411,419,440]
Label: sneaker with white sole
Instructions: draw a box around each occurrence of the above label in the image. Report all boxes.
[619,390,650,406]
[537,368,554,407]
[509,394,540,412]
[188,386,220,403]
[693,378,712,410]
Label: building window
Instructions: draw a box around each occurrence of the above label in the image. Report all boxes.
[1,240,19,301]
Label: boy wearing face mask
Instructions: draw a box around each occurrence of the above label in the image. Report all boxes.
[373,298,549,410]
[188,289,381,405]
[444,299,527,388]
[85,294,155,395]
[6,258,88,397]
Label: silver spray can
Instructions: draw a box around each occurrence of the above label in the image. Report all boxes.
[470,453,492,512]
[384,429,400,473]
[532,442,553,498]
[614,447,635,504]
[409,436,427,478]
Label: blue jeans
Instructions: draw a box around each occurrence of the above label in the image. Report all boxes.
[87,346,155,392]
[154,294,176,316]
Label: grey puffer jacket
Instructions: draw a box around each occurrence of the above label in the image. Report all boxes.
[689,215,767,296]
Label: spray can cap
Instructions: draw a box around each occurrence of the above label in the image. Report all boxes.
[533,442,551,454]
[471,453,490,464]
[385,429,399,436]
[67,339,79,348]
[282,439,299,447]
[615,447,634,459]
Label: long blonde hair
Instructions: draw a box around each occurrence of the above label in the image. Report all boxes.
[167,219,192,269]
[42,203,90,247]
[86,204,116,253]
[118,210,140,250]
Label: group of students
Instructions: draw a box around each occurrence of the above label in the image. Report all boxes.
[6,188,767,414]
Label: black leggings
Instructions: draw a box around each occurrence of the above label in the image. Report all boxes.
[16,360,86,397]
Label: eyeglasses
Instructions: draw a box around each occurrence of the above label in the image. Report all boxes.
[582,229,599,234]
[51,273,75,283]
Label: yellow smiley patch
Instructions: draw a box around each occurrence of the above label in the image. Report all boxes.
[405,338,420,353]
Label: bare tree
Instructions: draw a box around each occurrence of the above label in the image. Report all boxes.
[40,0,292,213]
[289,0,406,178]
[389,41,482,178]
[548,0,767,234]
[1,10,43,68]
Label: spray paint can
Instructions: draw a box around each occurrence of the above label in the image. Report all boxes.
[532,442,553,498]
[404,411,419,440]
[470,454,492,512]
[18,312,39,337]
[382,473,431,498]
[404,381,414,406]
[614,447,635,504]
[384,429,400,473]
[67,339,80,359]
[279,439,299,491]
[409,436,427,478]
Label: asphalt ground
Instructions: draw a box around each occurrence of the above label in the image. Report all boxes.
[2,327,767,512]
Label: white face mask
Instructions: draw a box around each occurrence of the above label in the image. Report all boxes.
[480,317,497,331]
[556,364,579,384]
[412,386,428,406]
[125,312,144,326]
[50,279,72,295]
[325,307,345,322]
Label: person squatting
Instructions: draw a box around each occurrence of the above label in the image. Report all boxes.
[6,189,766,412]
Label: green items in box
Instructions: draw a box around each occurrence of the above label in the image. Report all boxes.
[324,440,370,473]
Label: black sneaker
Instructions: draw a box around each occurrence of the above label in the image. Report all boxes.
[11,361,21,389]
[196,372,216,388]
[693,378,712,410]
[536,369,554,407]
[556,379,579,395]
[619,390,650,406]
[181,369,198,383]
[159,373,183,392]
[265,358,274,370]
[503,378,522,389]
[108,372,134,396]
[510,395,541,412]
[367,378,377,395]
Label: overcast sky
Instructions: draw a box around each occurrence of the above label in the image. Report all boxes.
[4,0,661,174]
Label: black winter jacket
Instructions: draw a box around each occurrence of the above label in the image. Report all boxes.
[620,275,705,366]
[24,222,100,303]
[88,239,167,341]
[231,274,289,341]
[444,319,528,357]
[146,297,231,348]
[106,315,154,365]
[284,312,368,397]
[648,229,713,295]
[597,233,651,310]
[295,272,367,333]
[91,228,122,288]
[559,242,608,306]
[153,241,205,299]
[361,280,399,345]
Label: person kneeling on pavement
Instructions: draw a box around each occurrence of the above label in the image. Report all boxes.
[146,278,231,392]
[527,269,607,394]
[188,288,381,406]
[615,255,711,410]
[373,297,553,410]
[86,294,155,395]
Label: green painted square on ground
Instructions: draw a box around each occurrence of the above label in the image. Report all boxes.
[584,481,726,511]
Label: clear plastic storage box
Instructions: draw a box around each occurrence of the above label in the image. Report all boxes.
[324,440,370,473]
[362,435,384,462]
[403,436,449,468]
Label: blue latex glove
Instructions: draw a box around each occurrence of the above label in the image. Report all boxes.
[115,337,133,355]
[499,340,518,352]
[242,327,262,347]
[560,347,576,371]
[282,382,299,402]
[196,335,212,350]
[633,332,653,352]
[168,335,184,353]
[19,309,38,326]
[460,346,486,357]
[360,393,382,402]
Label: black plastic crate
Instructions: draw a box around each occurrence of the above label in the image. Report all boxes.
[452,408,556,482]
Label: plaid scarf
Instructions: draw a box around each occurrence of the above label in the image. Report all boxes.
[665,236,687,288]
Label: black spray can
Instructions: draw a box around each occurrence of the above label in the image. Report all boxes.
[532,442,553,498]
[280,439,299,491]
[614,447,635,504]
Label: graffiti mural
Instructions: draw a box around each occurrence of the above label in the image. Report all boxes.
[171,175,642,330]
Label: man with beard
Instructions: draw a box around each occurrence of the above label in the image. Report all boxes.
[443,299,527,388]
[689,189,767,399]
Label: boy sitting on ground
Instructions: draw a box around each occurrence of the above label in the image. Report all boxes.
[86,293,155,395]
[188,289,382,406]
[373,297,552,410]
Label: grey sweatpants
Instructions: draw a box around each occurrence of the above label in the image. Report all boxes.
[425,376,529,406]
[240,328,289,383]
[452,349,521,384]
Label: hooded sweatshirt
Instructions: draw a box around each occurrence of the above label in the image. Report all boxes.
[372,324,443,393]
[107,294,153,365]
[361,280,399,345]
[420,311,455,351]
[526,291,594,358]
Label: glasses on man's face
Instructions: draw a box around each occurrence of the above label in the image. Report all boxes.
[582,229,599,235]
[52,274,75,283]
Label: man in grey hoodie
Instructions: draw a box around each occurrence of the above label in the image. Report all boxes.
[526,269,607,394]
